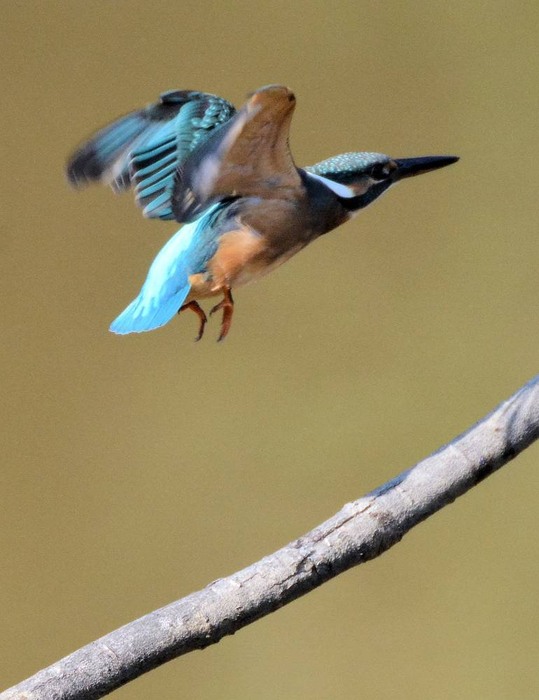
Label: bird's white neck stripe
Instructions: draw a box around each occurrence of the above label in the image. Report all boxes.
[305,171,356,198]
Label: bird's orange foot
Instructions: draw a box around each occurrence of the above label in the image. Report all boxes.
[209,288,234,342]
[179,301,208,342]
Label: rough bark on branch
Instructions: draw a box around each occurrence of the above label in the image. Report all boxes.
[3,375,539,700]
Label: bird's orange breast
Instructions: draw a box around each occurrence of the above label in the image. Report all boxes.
[186,226,269,299]
[186,197,315,302]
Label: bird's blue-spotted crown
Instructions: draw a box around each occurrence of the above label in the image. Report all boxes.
[306,152,391,185]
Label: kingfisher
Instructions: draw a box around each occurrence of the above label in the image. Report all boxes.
[67,85,458,341]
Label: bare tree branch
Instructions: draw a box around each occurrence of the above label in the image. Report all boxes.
[3,375,539,700]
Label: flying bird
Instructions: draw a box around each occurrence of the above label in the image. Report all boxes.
[67,85,458,341]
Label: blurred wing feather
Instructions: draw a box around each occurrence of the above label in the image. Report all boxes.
[66,90,235,221]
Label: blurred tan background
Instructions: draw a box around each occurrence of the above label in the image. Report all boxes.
[2,2,539,697]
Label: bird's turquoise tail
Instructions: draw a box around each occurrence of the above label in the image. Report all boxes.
[108,206,221,335]
[109,224,195,334]
[109,283,191,334]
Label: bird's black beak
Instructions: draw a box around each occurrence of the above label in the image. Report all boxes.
[393,155,459,180]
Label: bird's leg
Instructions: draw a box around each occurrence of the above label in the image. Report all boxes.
[178,301,208,342]
[209,287,234,342]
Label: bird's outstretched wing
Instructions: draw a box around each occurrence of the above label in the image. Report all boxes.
[172,85,302,222]
[66,90,235,220]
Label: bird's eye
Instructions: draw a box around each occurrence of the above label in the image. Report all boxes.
[369,163,392,180]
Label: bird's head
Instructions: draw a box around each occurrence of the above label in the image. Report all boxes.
[306,151,458,211]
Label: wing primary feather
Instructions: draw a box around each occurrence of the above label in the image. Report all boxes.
[142,192,172,218]
[135,161,175,188]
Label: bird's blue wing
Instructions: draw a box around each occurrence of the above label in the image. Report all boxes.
[67,90,235,221]
[130,94,234,220]
[109,204,223,334]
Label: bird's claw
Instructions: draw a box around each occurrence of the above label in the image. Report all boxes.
[210,288,234,342]
[179,301,208,342]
